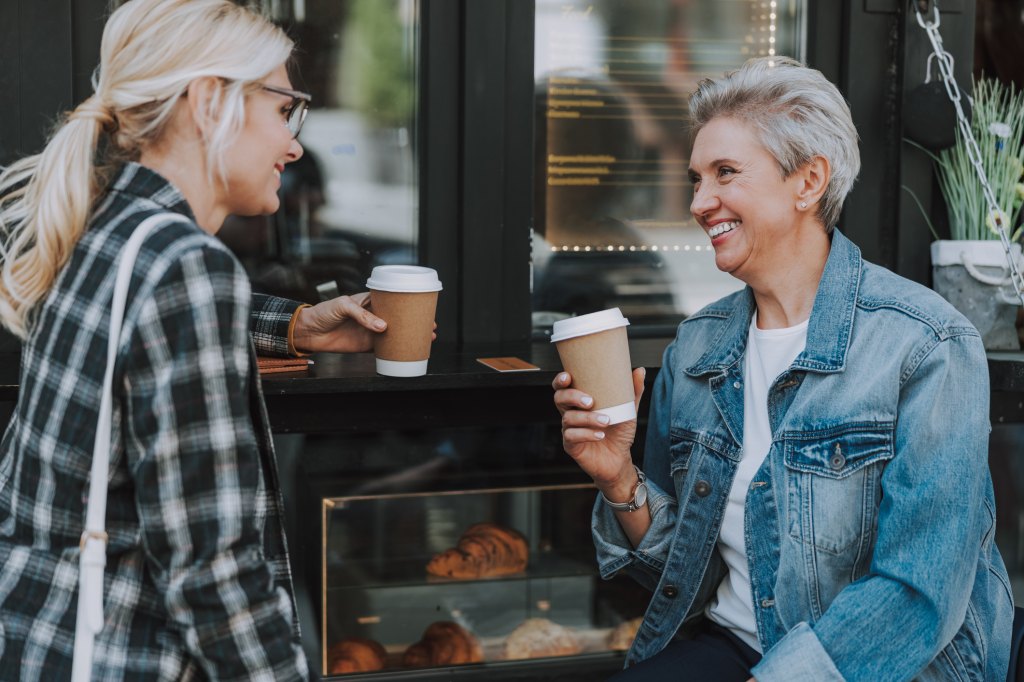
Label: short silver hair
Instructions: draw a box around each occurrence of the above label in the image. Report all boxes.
[688,57,860,231]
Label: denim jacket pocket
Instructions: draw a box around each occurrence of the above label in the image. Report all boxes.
[668,428,736,479]
[668,429,697,478]
[783,423,895,555]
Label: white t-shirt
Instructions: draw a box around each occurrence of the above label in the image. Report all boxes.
[706,312,808,652]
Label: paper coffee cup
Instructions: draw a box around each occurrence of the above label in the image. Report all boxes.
[551,308,636,424]
[366,266,442,377]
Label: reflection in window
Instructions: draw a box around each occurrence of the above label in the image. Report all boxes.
[219,0,420,304]
[533,0,805,332]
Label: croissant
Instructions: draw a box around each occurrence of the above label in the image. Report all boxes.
[607,617,643,651]
[504,618,582,660]
[426,523,528,579]
[402,621,483,667]
[327,637,387,674]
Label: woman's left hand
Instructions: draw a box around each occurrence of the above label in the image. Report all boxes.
[292,292,436,354]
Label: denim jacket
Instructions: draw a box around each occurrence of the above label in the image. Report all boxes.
[593,230,1013,681]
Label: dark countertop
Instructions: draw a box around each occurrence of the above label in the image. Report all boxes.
[0,343,1022,428]
[258,338,672,396]
[255,338,673,432]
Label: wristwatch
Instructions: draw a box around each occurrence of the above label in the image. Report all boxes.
[600,465,648,512]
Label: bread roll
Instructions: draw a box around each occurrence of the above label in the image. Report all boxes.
[327,637,387,674]
[503,618,582,660]
[402,621,483,667]
[426,523,528,579]
[607,617,643,651]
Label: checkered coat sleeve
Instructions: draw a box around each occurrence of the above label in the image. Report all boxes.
[0,163,309,681]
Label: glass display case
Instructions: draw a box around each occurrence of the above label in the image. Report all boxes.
[319,483,644,677]
[279,404,651,681]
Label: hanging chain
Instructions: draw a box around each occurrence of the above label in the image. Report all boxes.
[914,3,1024,306]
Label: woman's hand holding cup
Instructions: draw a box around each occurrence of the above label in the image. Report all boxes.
[553,367,646,494]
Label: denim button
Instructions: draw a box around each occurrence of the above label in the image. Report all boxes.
[830,443,845,470]
[662,585,679,598]
[694,481,711,497]
[760,598,775,608]
[733,381,742,389]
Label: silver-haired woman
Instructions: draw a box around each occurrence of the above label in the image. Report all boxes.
[554,57,1012,681]
[0,0,391,678]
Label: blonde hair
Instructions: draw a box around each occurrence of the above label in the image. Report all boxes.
[689,57,861,231]
[0,0,293,338]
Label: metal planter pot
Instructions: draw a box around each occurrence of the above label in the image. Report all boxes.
[930,240,1023,351]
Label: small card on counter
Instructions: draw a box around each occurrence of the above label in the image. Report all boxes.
[477,356,541,372]
[257,357,314,375]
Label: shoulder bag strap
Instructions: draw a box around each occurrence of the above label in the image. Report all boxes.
[72,212,190,682]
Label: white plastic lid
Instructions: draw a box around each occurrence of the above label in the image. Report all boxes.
[550,308,630,343]
[366,265,443,293]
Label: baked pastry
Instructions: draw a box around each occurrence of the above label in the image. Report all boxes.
[327,637,387,674]
[503,618,582,660]
[402,621,484,667]
[607,617,643,651]
[426,523,528,579]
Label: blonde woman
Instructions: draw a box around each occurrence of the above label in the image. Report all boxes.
[0,0,390,678]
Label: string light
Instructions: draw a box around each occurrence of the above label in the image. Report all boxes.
[548,244,715,252]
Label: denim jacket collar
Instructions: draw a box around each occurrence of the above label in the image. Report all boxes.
[684,229,862,377]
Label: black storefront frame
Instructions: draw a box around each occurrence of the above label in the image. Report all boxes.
[443,0,977,352]
[0,0,978,353]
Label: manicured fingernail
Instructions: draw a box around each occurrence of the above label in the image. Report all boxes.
[581,396,593,407]
[641,367,647,378]
[594,431,605,440]
[374,320,386,330]
[558,373,569,383]
[597,414,610,425]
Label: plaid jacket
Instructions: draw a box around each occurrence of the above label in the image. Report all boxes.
[0,163,309,680]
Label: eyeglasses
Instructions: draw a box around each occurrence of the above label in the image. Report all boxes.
[260,84,311,138]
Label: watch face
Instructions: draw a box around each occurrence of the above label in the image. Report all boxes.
[635,483,647,508]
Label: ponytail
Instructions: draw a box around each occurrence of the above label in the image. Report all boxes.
[0,97,114,338]
[0,0,293,340]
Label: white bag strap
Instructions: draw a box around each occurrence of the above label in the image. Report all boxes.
[72,212,189,682]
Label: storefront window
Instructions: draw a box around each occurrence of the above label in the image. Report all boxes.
[219,0,420,303]
[532,0,806,332]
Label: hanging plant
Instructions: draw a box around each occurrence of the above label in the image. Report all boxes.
[924,77,1024,241]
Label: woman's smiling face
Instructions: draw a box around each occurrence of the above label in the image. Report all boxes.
[219,63,304,218]
[688,117,804,282]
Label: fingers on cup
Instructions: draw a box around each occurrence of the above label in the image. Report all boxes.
[554,389,594,413]
[563,426,606,443]
[551,372,573,391]
[632,367,647,406]
[562,409,610,430]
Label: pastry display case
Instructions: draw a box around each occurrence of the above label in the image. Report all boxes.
[318,483,644,678]
[279,366,655,682]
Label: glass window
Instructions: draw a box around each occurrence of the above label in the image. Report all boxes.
[219,0,420,304]
[532,0,806,334]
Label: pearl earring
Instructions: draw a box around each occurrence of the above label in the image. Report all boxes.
[799,201,808,209]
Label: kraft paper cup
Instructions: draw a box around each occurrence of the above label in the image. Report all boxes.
[366,266,442,377]
[551,308,635,424]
